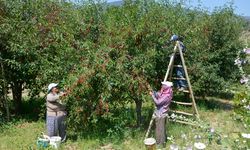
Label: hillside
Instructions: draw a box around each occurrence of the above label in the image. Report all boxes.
[108,1,250,23]
[244,16,250,22]
[108,0,123,6]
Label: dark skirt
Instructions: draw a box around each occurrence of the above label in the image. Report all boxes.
[155,116,166,146]
[46,115,66,141]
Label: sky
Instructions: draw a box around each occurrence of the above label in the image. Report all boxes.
[107,0,250,16]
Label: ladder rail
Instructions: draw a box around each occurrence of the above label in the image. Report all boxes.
[163,44,178,82]
[168,119,198,126]
[177,41,200,119]
[145,113,155,139]
[169,59,174,82]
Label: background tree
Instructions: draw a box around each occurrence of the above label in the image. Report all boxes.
[0,0,245,136]
[0,0,84,113]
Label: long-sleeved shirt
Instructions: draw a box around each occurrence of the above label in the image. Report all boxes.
[46,93,66,116]
[152,90,172,117]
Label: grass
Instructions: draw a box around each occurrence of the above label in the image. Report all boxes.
[0,97,248,150]
[0,120,45,150]
[165,93,248,149]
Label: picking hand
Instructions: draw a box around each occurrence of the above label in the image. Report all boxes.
[60,91,67,96]
[62,92,67,96]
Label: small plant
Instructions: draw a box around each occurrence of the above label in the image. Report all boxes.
[233,90,250,129]
[167,119,226,149]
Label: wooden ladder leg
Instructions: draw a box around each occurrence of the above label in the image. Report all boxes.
[169,57,175,82]
[164,53,176,82]
[177,41,199,119]
[145,114,155,139]
[163,43,178,82]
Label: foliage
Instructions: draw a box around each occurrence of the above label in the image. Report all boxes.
[233,88,250,129]
[0,0,85,113]
[0,0,246,135]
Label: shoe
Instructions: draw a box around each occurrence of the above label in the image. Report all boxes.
[156,144,166,150]
[178,87,184,91]
[61,135,67,143]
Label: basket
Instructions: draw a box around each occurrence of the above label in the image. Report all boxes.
[144,138,156,150]
[37,138,50,148]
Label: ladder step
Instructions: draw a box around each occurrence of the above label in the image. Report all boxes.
[170,110,194,116]
[182,90,190,93]
[173,65,183,67]
[172,101,193,106]
[174,89,190,93]
[172,77,186,80]
[169,119,197,126]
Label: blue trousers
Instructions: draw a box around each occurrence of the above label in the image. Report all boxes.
[175,67,187,88]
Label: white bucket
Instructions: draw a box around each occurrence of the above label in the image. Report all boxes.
[49,136,61,149]
[194,142,206,150]
[144,138,156,150]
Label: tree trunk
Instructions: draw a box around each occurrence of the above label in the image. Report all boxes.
[2,90,10,121]
[0,59,10,121]
[2,84,10,121]
[12,81,23,114]
[135,99,142,127]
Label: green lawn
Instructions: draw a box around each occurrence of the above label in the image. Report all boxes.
[0,120,45,150]
[0,97,248,150]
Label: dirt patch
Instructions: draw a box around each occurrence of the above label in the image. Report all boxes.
[196,96,234,110]
[64,144,78,150]
[16,122,31,128]
[99,144,114,150]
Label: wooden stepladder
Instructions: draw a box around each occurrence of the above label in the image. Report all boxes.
[164,40,199,124]
[145,38,199,139]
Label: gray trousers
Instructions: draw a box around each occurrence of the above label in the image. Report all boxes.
[47,115,66,141]
[155,116,166,146]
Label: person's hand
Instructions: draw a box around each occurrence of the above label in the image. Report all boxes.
[62,92,67,96]
[60,91,67,96]
[149,91,153,95]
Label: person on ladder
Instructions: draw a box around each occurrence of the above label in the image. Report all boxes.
[171,35,187,91]
[149,81,173,149]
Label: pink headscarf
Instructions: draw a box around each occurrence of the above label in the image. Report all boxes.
[152,85,173,117]
[157,85,173,101]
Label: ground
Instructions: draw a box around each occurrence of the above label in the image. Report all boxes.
[0,97,248,150]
